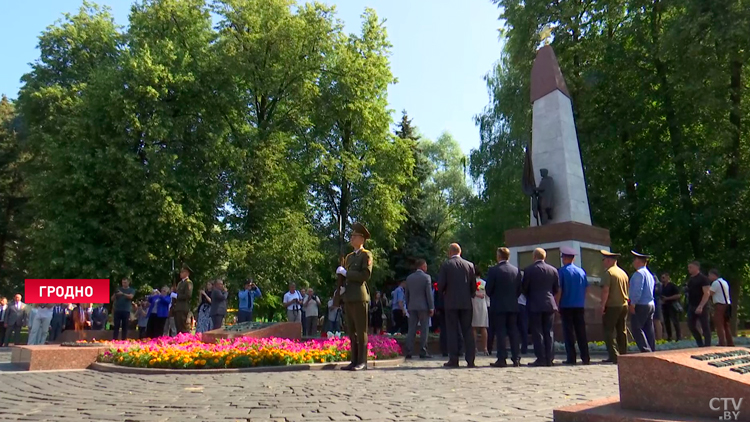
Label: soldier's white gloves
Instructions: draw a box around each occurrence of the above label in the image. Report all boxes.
[336,266,347,276]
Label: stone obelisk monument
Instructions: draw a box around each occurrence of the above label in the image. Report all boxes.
[505,45,611,340]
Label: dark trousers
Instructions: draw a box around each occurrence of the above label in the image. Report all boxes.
[4,323,22,346]
[493,312,519,362]
[517,304,529,353]
[146,316,167,338]
[662,304,681,341]
[560,307,590,363]
[237,310,253,323]
[445,309,474,363]
[688,306,711,347]
[391,309,408,334]
[487,307,495,353]
[113,311,130,340]
[437,310,464,356]
[174,310,190,334]
[0,324,6,346]
[344,301,369,365]
[138,325,147,339]
[603,305,628,362]
[630,304,655,352]
[49,321,63,342]
[529,312,555,364]
[211,314,225,331]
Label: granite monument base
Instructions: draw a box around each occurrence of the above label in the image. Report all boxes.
[200,321,302,343]
[11,344,110,371]
[505,223,611,342]
[554,347,750,422]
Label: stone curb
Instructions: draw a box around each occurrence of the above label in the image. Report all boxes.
[89,357,405,375]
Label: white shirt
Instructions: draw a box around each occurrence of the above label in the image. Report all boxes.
[283,291,303,311]
[303,294,320,317]
[168,292,178,309]
[710,278,731,305]
[518,294,527,306]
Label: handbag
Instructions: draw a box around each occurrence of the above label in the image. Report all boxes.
[718,280,732,319]
[671,301,683,314]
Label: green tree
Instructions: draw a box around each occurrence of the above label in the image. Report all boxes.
[308,9,413,289]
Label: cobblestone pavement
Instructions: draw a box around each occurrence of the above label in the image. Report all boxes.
[0,350,618,422]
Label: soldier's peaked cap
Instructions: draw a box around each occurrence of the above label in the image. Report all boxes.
[181,263,193,273]
[560,246,577,256]
[631,250,650,259]
[351,222,371,240]
[600,250,620,257]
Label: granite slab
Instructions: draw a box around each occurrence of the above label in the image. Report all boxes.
[554,396,720,422]
[618,347,750,421]
[11,344,110,371]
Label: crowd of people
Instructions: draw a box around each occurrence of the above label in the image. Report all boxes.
[0,241,736,367]
[291,242,738,369]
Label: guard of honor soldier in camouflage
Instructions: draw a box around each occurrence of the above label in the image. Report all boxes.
[336,222,373,371]
[173,264,194,334]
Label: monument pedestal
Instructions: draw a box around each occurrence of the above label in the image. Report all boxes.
[505,222,611,342]
[554,347,750,421]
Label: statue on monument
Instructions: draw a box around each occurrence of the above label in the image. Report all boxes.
[533,169,554,225]
[522,148,555,226]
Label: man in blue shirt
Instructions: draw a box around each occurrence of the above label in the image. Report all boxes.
[557,246,590,365]
[238,278,262,323]
[629,251,656,352]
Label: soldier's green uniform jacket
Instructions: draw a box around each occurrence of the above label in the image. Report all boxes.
[173,277,193,312]
[343,249,373,302]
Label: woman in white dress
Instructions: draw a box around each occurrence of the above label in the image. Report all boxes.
[472,269,490,356]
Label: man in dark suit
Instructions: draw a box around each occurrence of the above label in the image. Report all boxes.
[49,304,68,342]
[0,297,8,346]
[437,243,476,368]
[522,248,560,366]
[4,294,27,346]
[486,247,522,367]
[404,259,435,358]
[210,279,229,330]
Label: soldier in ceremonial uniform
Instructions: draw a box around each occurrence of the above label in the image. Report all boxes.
[336,222,373,371]
[173,264,194,334]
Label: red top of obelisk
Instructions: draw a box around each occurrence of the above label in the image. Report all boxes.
[530,45,570,103]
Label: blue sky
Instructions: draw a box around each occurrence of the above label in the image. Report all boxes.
[0,0,503,154]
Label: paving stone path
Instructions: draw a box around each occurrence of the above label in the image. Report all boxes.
[0,350,618,422]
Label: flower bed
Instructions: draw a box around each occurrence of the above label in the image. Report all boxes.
[95,333,401,369]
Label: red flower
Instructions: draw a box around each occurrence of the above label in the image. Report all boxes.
[476,281,481,291]
[433,282,438,290]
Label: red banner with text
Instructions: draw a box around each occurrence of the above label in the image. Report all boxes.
[25,279,110,304]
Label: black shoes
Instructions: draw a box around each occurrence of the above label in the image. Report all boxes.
[340,363,355,371]
[443,360,459,368]
[490,360,507,368]
[351,363,366,371]
[420,353,432,359]
[512,359,521,367]
[528,360,546,367]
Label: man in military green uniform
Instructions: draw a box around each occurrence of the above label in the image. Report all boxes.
[174,264,194,334]
[336,222,373,371]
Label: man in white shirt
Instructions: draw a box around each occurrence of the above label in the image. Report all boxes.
[283,283,304,323]
[303,288,321,336]
[708,269,734,346]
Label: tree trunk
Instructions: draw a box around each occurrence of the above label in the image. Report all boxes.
[726,58,742,335]
[650,0,702,258]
